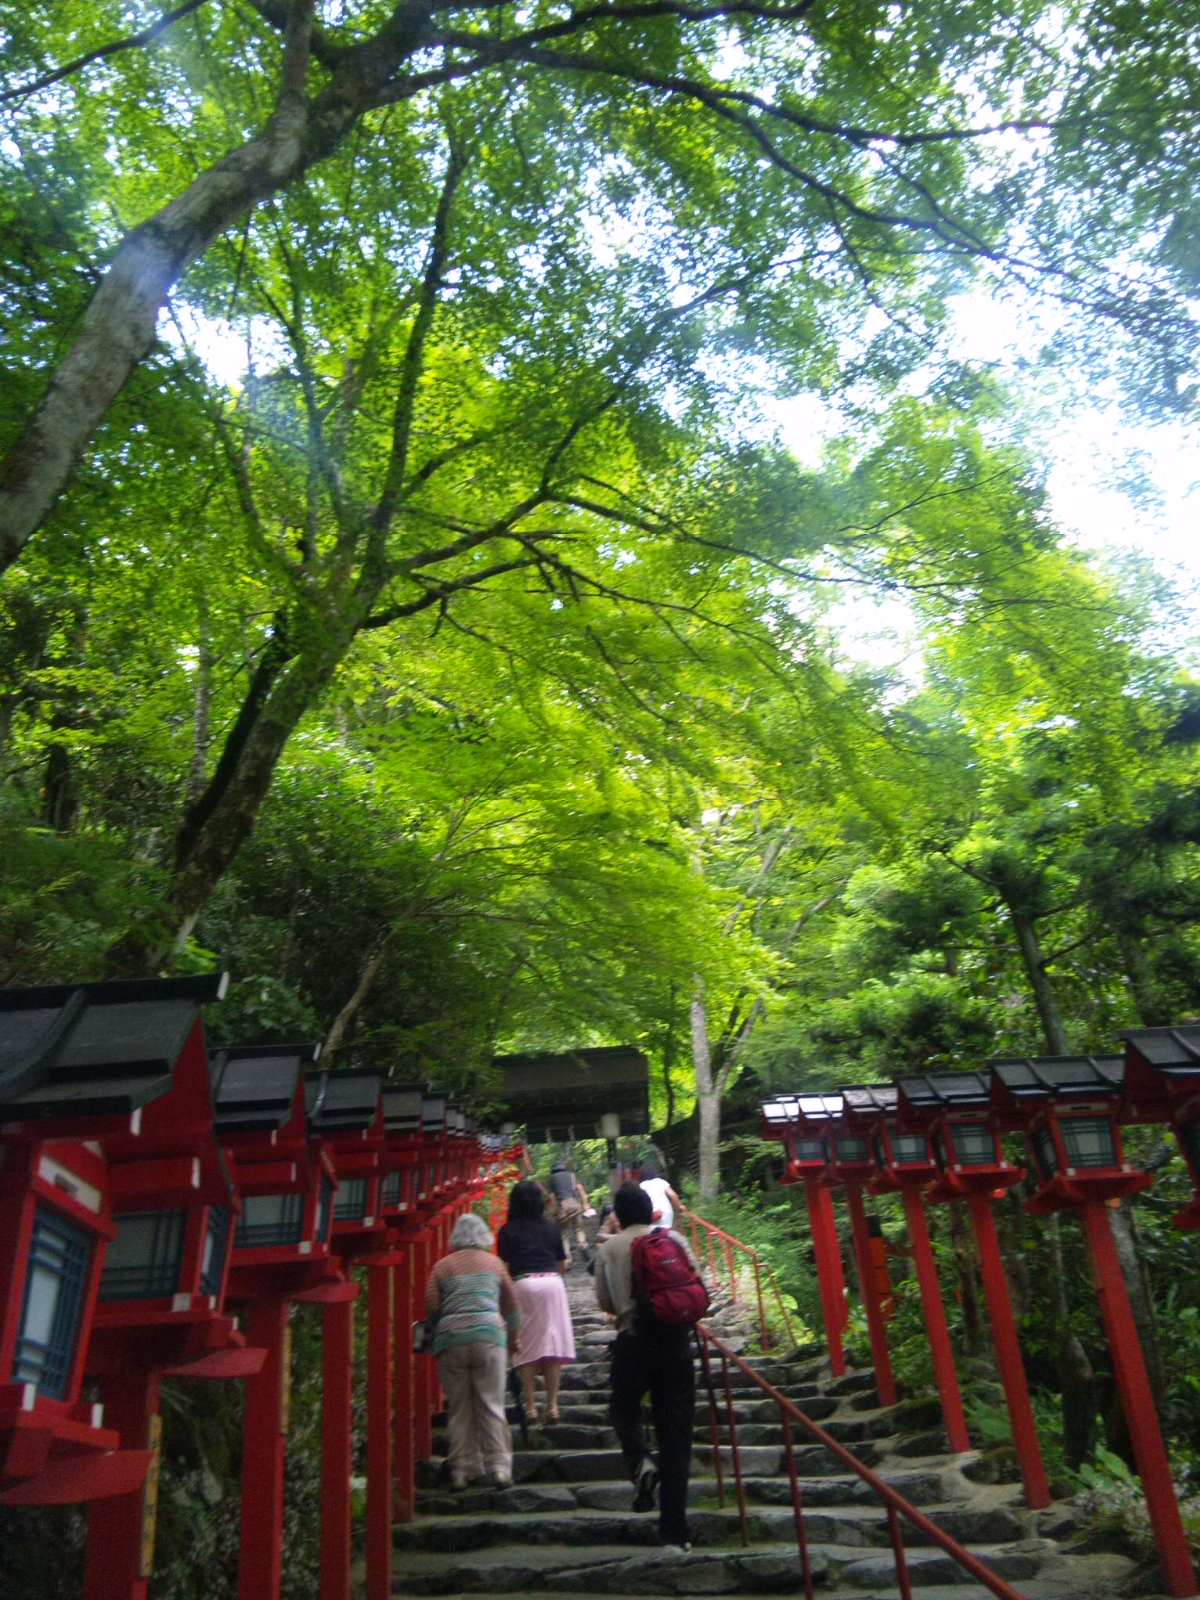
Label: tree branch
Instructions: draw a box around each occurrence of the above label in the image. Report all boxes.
[0,0,210,105]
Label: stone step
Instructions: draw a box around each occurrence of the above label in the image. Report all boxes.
[415,1466,954,1517]
[558,1367,826,1404]
[417,1443,796,1487]
[436,1416,841,1452]
[390,1536,1047,1594]
[395,1499,1030,1555]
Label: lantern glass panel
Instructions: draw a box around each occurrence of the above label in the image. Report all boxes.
[334,1177,368,1222]
[236,1192,304,1249]
[100,1210,185,1300]
[315,1174,334,1243]
[200,1206,231,1297]
[892,1134,929,1166]
[12,1205,93,1400]
[381,1170,403,1209]
[872,1136,887,1171]
[949,1122,996,1167]
[836,1137,870,1164]
[1030,1125,1058,1181]
[1177,1118,1200,1180]
[1060,1116,1118,1170]
[932,1133,947,1172]
[793,1139,826,1164]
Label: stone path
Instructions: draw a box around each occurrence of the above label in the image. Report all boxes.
[393,1264,1148,1598]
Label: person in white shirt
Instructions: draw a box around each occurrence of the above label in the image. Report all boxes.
[639,1160,681,1229]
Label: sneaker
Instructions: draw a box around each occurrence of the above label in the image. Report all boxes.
[489,1472,513,1489]
[632,1459,659,1513]
[449,1474,469,1491]
[659,1542,692,1555]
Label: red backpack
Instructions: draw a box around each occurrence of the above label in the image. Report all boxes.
[631,1228,711,1327]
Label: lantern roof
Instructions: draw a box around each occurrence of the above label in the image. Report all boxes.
[210,1044,319,1134]
[0,974,227,1125]
[897,1072,992,1113]
[1122,1026,1200,1081]
[421,1092,448,1134]
[306,1069,383,1134]
[841,1084,899,1118]
[761,1097,797,1129]
[382,1083,424,1135]
[760,1092,846,1133]
[493,1045,650,1142]
[990,1054,1123,1108]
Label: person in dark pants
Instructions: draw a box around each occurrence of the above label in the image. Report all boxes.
[593,1181,698,1553]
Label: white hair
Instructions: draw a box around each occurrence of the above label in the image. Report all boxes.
[450,1212,494,1251]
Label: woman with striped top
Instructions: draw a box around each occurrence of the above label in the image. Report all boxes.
[424,1212,521,1489]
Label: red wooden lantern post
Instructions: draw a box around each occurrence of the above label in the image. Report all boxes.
[1122,1026,1200,1230]
[81,985,265,1600]
[835,1087,901,1406]
[991,1053,1197,1599]
[306,1067,391,1600]
[411,1094,451,1462]
[380,1085,425,1524]
[0,980,205,1509]
[896,1072,1047,1503]
[215,1043,345,1600]
[761,1097,847,1375]
[847,1075,964,1457]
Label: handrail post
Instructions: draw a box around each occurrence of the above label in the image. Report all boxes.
[887,1504,914,1600]
[696,1329,726,1507]
[724,1237,738,1302]
[752,1256,771,1351]
[780,1408,814,1600]
[720,1351,750,1547]
[768,1266,796,1349]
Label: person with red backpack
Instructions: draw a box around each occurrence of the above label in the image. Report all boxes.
[593,1181,709,1553]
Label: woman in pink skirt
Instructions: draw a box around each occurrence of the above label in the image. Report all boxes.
[496,1180,576,1423]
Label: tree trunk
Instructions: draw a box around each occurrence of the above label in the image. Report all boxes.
[1008,907,1071,1055]
[1045,1211,1097,1469]
[661,987,677,1128]
[323,936,390,1062]
[948,1200,983,1357]
[187,604,214,808]
[104,618,357,973]
[691,990,720,1206]
[0,3,439,572]
[1116,928,1167,1026]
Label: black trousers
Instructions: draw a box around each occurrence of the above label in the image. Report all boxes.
[608,1327,695,1544]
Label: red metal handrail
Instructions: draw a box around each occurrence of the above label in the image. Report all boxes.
[680,1206,796,1350]
[695,1323,1031,1600]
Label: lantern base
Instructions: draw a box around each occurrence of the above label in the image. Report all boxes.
[1026,1170,1153,1215]
[925,1165,1025,1205]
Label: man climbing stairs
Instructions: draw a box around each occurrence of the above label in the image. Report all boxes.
[394,1266,1151,1597]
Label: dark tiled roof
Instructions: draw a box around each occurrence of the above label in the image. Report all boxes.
[898,1072,992,1111]
[841,1084,900,1117]
[307,1069,382,1133]
[382,1084,425,1135]
[0,974,226,1124]
[989,1055,1124,1100]
[211,1044,318,1134]
[494,1047,650,1140]
[1123,1027,1200,1076]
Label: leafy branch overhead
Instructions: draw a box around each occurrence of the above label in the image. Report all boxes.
[2,0,1197,568]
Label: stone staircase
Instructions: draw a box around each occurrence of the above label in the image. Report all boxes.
[393,1267,1143,1598]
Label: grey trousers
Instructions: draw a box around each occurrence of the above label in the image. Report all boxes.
[438,1342,512,1482]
